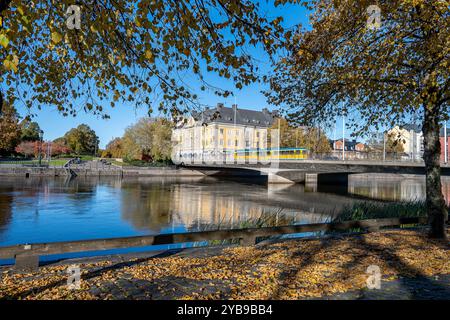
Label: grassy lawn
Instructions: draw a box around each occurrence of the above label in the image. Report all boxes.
[107,160,131,166]
[105,159,173,167]
[0,159,70,167]
[77,155,95,161]
[49,159,70,166]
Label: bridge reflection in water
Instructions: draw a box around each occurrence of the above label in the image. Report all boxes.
[349,174,450,205]
[0,174,449,248]
[119,178,334,233]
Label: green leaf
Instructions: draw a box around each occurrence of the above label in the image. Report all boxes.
[0,34,9,48]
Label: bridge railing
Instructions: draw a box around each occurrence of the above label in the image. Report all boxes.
[171,150,430,165]
[0,217,427,270]
[309,151,425,162]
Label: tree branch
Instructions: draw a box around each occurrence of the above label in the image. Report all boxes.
[0,0,12,14]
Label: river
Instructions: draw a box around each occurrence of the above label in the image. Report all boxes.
[0,174,448,263]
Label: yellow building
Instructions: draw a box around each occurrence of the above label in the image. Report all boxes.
[172,103,276,163]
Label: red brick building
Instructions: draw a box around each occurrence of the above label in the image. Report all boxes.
[330,139,367,160]
[440,137,450,162]
[440,127,450,162]
[332,139,366,152]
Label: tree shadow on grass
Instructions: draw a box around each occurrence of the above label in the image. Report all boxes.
[269,231,449,300]
[269,238,337,299]
[315,233,449,300]
[351,235,450,300]
[2,231,448,300]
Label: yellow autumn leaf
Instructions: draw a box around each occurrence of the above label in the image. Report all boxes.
[135,17,142,27]
[145,50,154,62]
[51,31,63,44]
[108,53,115,65]
[3,55,19,72]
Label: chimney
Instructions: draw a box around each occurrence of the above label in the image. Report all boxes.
[232,104,237,112]
[217,103,224,109]
[271,109,280,118]
[262,107,269,115]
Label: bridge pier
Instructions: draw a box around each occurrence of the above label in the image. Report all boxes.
[265,170,306,184]
[267,172,296,184]
[305,173,318,192]
[304,172,350,193]
[317,172,349,185]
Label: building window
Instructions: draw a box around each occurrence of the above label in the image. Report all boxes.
[220,129,224,135]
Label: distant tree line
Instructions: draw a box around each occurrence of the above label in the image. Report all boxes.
[101,118,172,163]
[1,105,170,162]
[271,118,331,154]
[0,104,46,157]
[0,104,99,158]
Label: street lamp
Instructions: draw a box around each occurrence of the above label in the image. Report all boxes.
[38,130,44,167]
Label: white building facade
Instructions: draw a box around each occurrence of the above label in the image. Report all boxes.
[387,124,424,161]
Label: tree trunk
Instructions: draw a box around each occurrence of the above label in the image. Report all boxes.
[0,0,12,14]
[422,103,448,239]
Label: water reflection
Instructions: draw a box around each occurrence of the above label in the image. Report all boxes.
[348,174,450,204]
[119,178,332,233]
[0,174,447,247]
[0,193,13,241]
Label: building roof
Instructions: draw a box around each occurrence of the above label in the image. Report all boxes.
[191,103,276,128]
[331,139,363,147]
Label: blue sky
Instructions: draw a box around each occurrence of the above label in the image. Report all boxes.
[14,2,343,148]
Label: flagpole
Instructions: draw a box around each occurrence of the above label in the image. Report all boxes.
[342,115,345,161]
[445,122,448,164]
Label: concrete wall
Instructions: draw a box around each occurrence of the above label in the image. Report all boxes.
[0,167,68,177]
[0,167,205,177]
[122,168,205,176]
